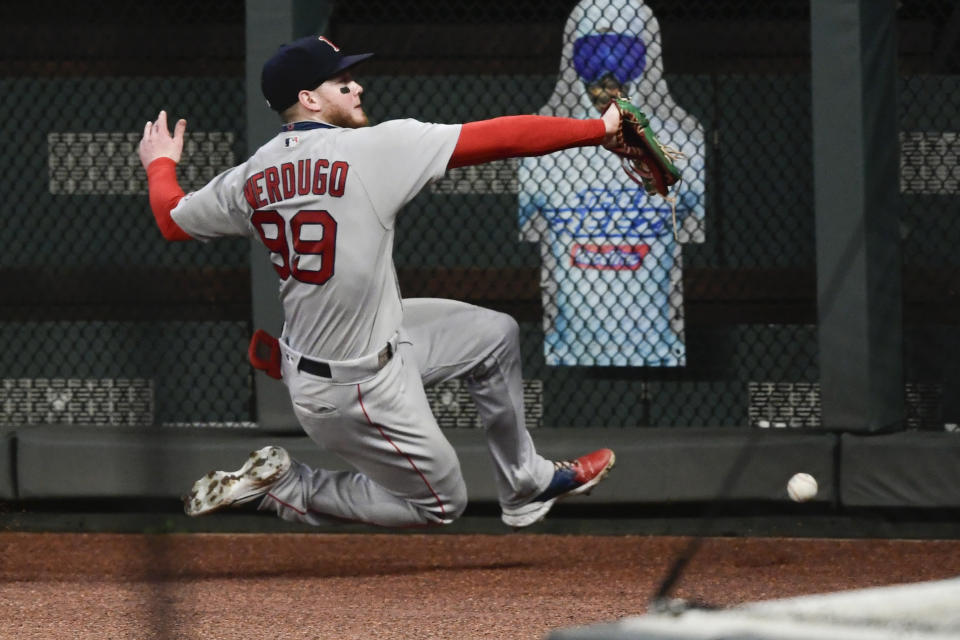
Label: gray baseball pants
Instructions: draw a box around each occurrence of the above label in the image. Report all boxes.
[260,298,554,527]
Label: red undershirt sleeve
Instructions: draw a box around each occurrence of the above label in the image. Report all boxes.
[146,157,193,242]
[448,115,606,169]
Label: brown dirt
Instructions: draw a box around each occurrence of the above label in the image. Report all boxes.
[1,532,959,639]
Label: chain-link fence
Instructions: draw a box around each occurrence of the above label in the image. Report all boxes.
[2,0,957,431]
[0,1,251,427]
[898,0,960,430]
[337,0,817,428]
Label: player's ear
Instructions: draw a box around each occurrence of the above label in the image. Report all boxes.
[298,88,324,113]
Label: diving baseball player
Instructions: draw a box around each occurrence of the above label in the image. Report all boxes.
[138,35,616,529]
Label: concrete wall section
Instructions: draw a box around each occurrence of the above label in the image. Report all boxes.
[13,426,837,505]
[0,427,15,499]
[840,432,960,508]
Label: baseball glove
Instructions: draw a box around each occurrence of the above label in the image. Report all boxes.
[607,97,683,198]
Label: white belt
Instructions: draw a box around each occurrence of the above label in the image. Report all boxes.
[280,333,398,383]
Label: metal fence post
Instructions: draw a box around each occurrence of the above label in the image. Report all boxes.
[811,0,904,432]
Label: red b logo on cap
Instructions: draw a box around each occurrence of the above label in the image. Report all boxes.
[317,36,340,51]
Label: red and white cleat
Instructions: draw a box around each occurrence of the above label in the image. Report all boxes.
[501,448,616,529]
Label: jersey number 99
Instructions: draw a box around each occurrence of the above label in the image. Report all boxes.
[252,209,337,285]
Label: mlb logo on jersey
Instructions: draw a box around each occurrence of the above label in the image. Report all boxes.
[285,136,300,148]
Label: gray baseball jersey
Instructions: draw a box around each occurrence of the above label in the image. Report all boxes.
[171,119,460,360]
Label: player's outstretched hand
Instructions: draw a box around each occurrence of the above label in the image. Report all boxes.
[139,110,187,170]
[601,101,622,149]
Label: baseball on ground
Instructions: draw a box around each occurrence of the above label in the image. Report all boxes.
[787,472,818,502]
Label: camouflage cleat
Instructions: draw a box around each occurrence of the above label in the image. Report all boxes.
[183,446,292,517]
[501,448,616,529]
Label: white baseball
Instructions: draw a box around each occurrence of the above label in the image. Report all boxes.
[787,472,818,502]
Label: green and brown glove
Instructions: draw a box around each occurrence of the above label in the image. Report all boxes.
[607,97,683,198]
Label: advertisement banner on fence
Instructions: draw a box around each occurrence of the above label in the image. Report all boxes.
[518,0,706,366]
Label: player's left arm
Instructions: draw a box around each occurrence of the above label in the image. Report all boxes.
[138,110,193,242]
[448,107,620,169]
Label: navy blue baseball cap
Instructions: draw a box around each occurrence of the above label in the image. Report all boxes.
[261,35,373,112]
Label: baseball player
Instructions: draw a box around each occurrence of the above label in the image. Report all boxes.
[138,35,617,529]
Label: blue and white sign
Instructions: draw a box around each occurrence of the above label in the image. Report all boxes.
[519,0,706,367]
